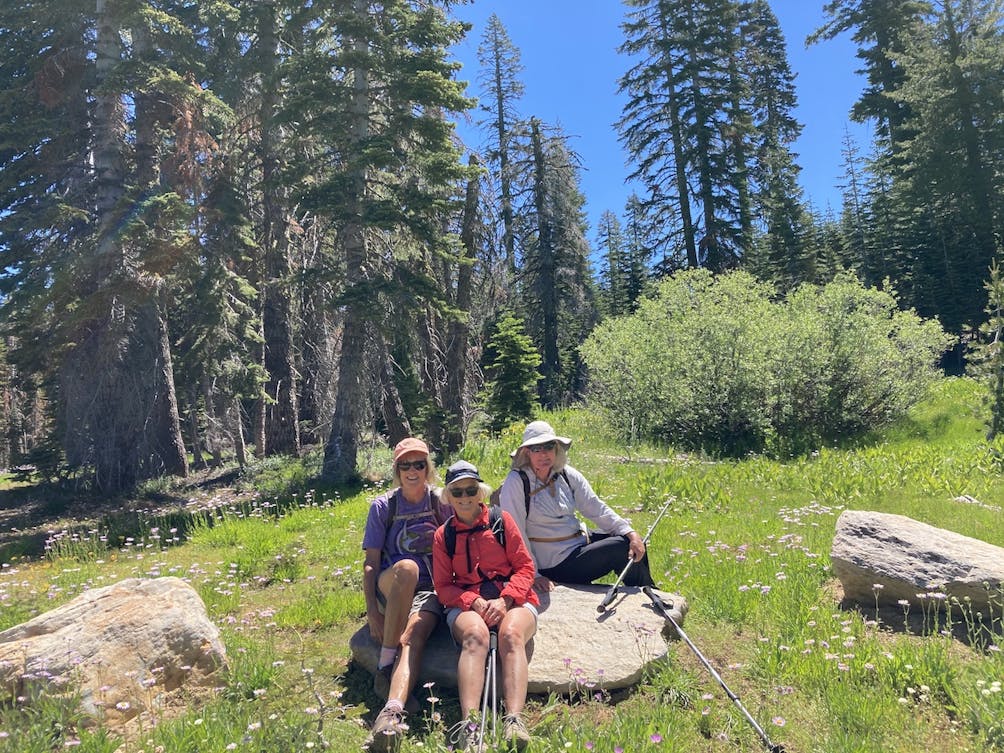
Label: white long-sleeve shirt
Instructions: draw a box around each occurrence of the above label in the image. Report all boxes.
[498,464,633,571]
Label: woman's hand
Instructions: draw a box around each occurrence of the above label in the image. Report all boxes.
[627,531,647,562]
[533,574,555,593]
[474,596,508,627]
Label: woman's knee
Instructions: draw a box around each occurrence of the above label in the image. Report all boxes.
[388,559,420,585]
[456,623,490,654]
[498,613,534,651]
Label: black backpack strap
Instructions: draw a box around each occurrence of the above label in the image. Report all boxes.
[517,469,531,517]
[560,469,574,501]
[384,490,398,538]
[519,468,574,520]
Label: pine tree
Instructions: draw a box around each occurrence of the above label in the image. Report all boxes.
[308,0,472,483]
[809,0,931,155]
[619,0,698,269]
[0,0,228,491]
[477,14,527,276]
[742,0,813,290]
[887,0,1003,334]
[522,119,597,408]
[596,211,631,317]
[481,312,541,433]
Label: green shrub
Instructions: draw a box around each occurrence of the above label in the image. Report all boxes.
[581,269,953,456]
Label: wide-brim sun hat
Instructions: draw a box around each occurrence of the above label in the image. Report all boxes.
[511,420,572,457]
[445,460,483,486]
[393,437,430,463]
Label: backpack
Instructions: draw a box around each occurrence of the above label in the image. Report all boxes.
[384,488,444,541]
[444,505,506,557]
[488,468,572,516]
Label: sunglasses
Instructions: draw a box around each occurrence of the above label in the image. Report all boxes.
[528,441,556,453]
[397,459,427,471]
[448,485,480,498]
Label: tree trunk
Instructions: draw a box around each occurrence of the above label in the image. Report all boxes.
[323,308,366,482]
[442,155,480,451]
[137,297,189,479]
[529,119,560,409]
[322,0,370,484]
[258,3,300,457]
[656,4,698,269]
[231,397,247,469]
[378,344,411,447]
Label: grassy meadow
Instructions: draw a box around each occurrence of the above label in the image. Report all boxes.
[1,377,1002,753]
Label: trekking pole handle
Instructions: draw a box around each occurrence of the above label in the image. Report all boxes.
[597,496,675,613]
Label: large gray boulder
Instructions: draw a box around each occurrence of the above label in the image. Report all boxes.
[831,510,1004,617]
[350,584,688,694]
[0,576,227,725]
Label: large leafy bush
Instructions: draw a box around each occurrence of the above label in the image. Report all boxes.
[580,270,953,456]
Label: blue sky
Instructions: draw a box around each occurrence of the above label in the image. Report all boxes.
[448,0,873,237]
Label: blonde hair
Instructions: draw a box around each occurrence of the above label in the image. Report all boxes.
[441,480,493,505]
[392,455,439,488]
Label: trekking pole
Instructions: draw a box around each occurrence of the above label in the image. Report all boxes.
[643,588,786,753]
[477,627,499,752]
[597,496,675,613]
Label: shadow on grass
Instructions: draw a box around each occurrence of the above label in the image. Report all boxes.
[0,464,373,564]
[841,598,1003,650]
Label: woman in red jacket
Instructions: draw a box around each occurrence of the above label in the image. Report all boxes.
[433,460,538,753]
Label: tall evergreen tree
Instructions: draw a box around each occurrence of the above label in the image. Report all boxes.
[742,0,812,290]
[809,0,932,155]
[307,0,471,483]
[476,14,526,276]
[0,1,232,491]
[889,0,1004,333]
[596,211,631,317]
[481,312,541,433]
[619,0,698,269]
[620,0,806,276]
[522,119,597,407]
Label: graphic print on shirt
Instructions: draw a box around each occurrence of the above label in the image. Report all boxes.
[386,509,439,580]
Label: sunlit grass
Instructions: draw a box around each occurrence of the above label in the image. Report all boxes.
[0,377,1002,751]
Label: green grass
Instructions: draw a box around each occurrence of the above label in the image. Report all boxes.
[1,377,1003,752]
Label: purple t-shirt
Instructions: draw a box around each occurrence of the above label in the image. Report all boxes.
[362,487,451,588]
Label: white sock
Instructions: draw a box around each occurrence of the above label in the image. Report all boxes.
[378,647,397,669]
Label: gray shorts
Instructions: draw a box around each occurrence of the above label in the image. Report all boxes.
[378,587,444,619]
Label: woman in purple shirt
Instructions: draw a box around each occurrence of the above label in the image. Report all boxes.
[362,437,451,752]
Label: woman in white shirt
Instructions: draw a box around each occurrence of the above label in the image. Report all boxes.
[498,421,655,592]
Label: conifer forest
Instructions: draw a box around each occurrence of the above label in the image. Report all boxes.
[1,1,1002,493]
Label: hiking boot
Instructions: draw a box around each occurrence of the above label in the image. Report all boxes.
[502,713,531,751]
[373,664,393,701]
[366,705,408,753]
[446,713,482,753]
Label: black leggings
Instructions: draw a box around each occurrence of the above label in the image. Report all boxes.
[539,532,654,587]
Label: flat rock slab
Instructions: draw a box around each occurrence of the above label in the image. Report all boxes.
[0,576,227,725]
[350,584,688,694]
[831,510,1004,618]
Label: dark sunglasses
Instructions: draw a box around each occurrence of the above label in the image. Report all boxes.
[528,441,556,453]
[397,459,427,471]
[448,485,479,498]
